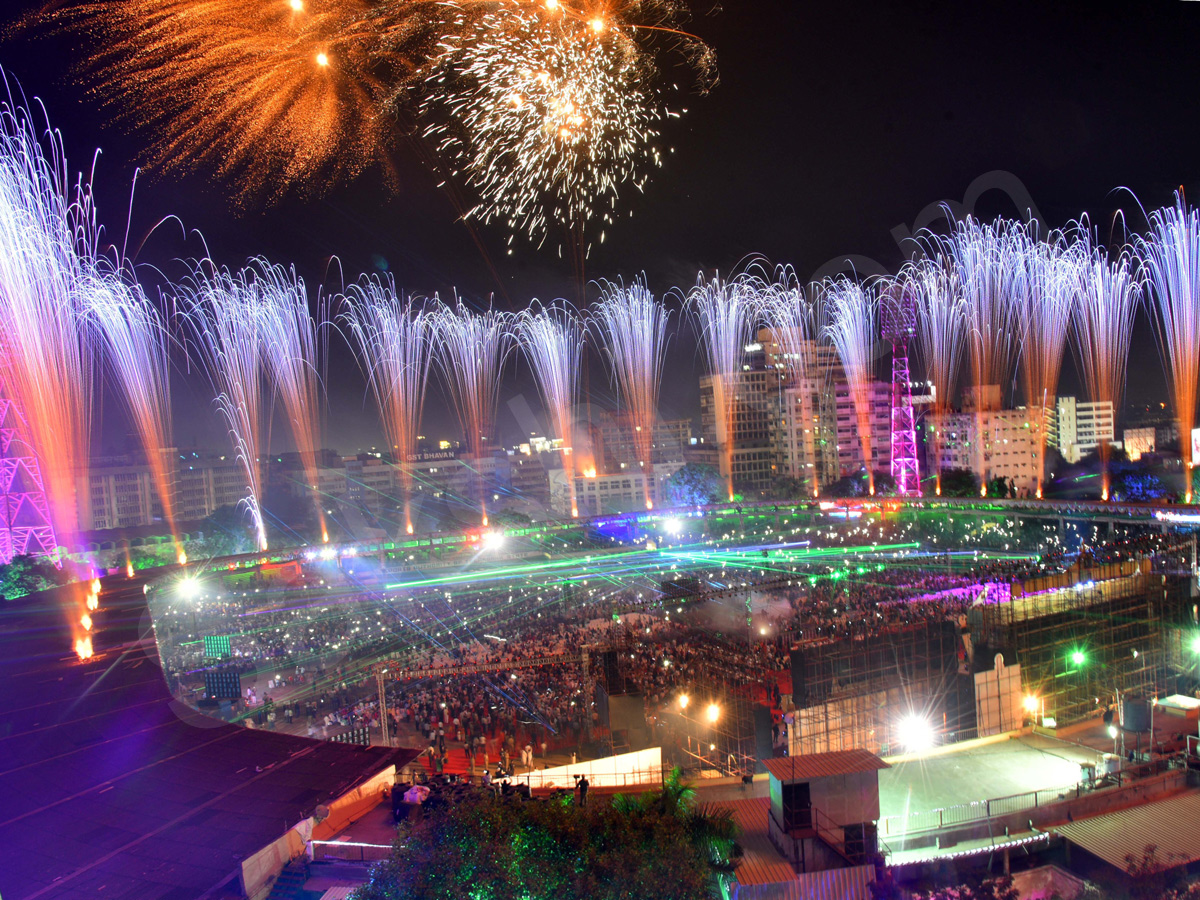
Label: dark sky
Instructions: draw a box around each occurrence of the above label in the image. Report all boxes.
[4,0,1198,453]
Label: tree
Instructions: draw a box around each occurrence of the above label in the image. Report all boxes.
[0,554,65,601]
[662,464,724,508]
[196,505,257,558]
[354,769,740,900]
[939,467,981,498]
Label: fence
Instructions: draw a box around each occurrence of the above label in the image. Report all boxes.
[309,840,392,863]
[876,758,1171,838]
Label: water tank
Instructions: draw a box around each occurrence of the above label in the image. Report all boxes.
[1120,695,1151,733]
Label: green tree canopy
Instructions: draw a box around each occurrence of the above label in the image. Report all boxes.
[353,769,739,900]
[662,464,725,508]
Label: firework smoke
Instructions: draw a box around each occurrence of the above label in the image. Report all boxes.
[256,263,329,541]
[1071,225,1141,501]
[433,300,516,526]
[516,300,585,516]
[687,272,758,501]
[820,277,879,495]
[1137,194,1200,502]
[341,276,436,534]
[590,277,670,509]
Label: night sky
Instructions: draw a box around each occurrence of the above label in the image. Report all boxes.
[4,0,1198,453]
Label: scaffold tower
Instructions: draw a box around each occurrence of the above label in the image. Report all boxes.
[0,399,58,562]
[882,284,921,496]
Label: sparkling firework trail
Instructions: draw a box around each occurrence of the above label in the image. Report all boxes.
[516,301,584,516]
[901,256,966,496]
[928,217,1024,495]
[686,272,758,501]
[0,91,94,549]
[82,271,182,559]
[256,263,329,541]
[1137,194,1200,501]
[1013,225,1078,498]
[433,300,516,526]
[821,277,879,495]
[178,261,271,550]
[1071,225,1141,501]
[590,277,671,509]
[422,3,668,245]
[341,276,436,534]
[757,265,820,496]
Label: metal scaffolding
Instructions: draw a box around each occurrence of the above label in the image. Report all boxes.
[785,619,966,757]
[969,562,1194,725]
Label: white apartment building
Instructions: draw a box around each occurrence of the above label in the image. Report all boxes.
[938,408,1040,495]
[1049,397,1116,464]
[549,461,683,517]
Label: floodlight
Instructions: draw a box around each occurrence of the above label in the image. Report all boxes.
[1023,695,1039,715]
[897,713,936,753]
[178,577,201,601]
[706,703,720,723]
[678,694,689,710]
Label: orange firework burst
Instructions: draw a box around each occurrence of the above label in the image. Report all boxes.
[55,0,450,200]
[40,0,712,207]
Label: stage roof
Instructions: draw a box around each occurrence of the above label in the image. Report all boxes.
[0,577,416,900]
[763,750,890,782]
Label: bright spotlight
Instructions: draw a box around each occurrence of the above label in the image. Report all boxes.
[706,703,720,723]
[1070,649,1086,667]
[664,517,682,535]
[1023,695,1039,715]
[178,577,201,600]
[483,530,505,550]
[1107,725,1118,739]
[678,694,689,710]
[1191,635,1200,654]
[897,713,936,753]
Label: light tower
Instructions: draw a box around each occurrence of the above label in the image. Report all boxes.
[882,283,921,497]
[0,399,58,562]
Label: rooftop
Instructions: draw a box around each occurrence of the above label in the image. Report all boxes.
[0,578,415,900]
[763,750,890,782]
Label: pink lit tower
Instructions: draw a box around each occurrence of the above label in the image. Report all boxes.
[0,398,58,562]
[882,283,922,497]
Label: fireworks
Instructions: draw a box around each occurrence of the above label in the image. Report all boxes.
[341,276,436,534]
[820,277,880,495]
[687,272,758,500]
[590,277,670,509]
[55,0,446,201]
[82,270,182,559]
[0,91,94,546]
[1137,195,1200,502]
[256,263,329,540]
[1071,225,1141,501]
[422,4,668,244]
[1013,226,1078,498]
[901,257,966,496]
[926,217,1024,495]
[177,261,271,550]
[432,300,516,526]
[515,301,585,516]
[46,0,712,220]
[757,265,820,497]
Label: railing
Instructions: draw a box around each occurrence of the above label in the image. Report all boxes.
[309,839,392,862]
[876,757,1172,838]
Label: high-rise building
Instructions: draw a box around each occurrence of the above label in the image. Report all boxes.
[1048,397,1116,464]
